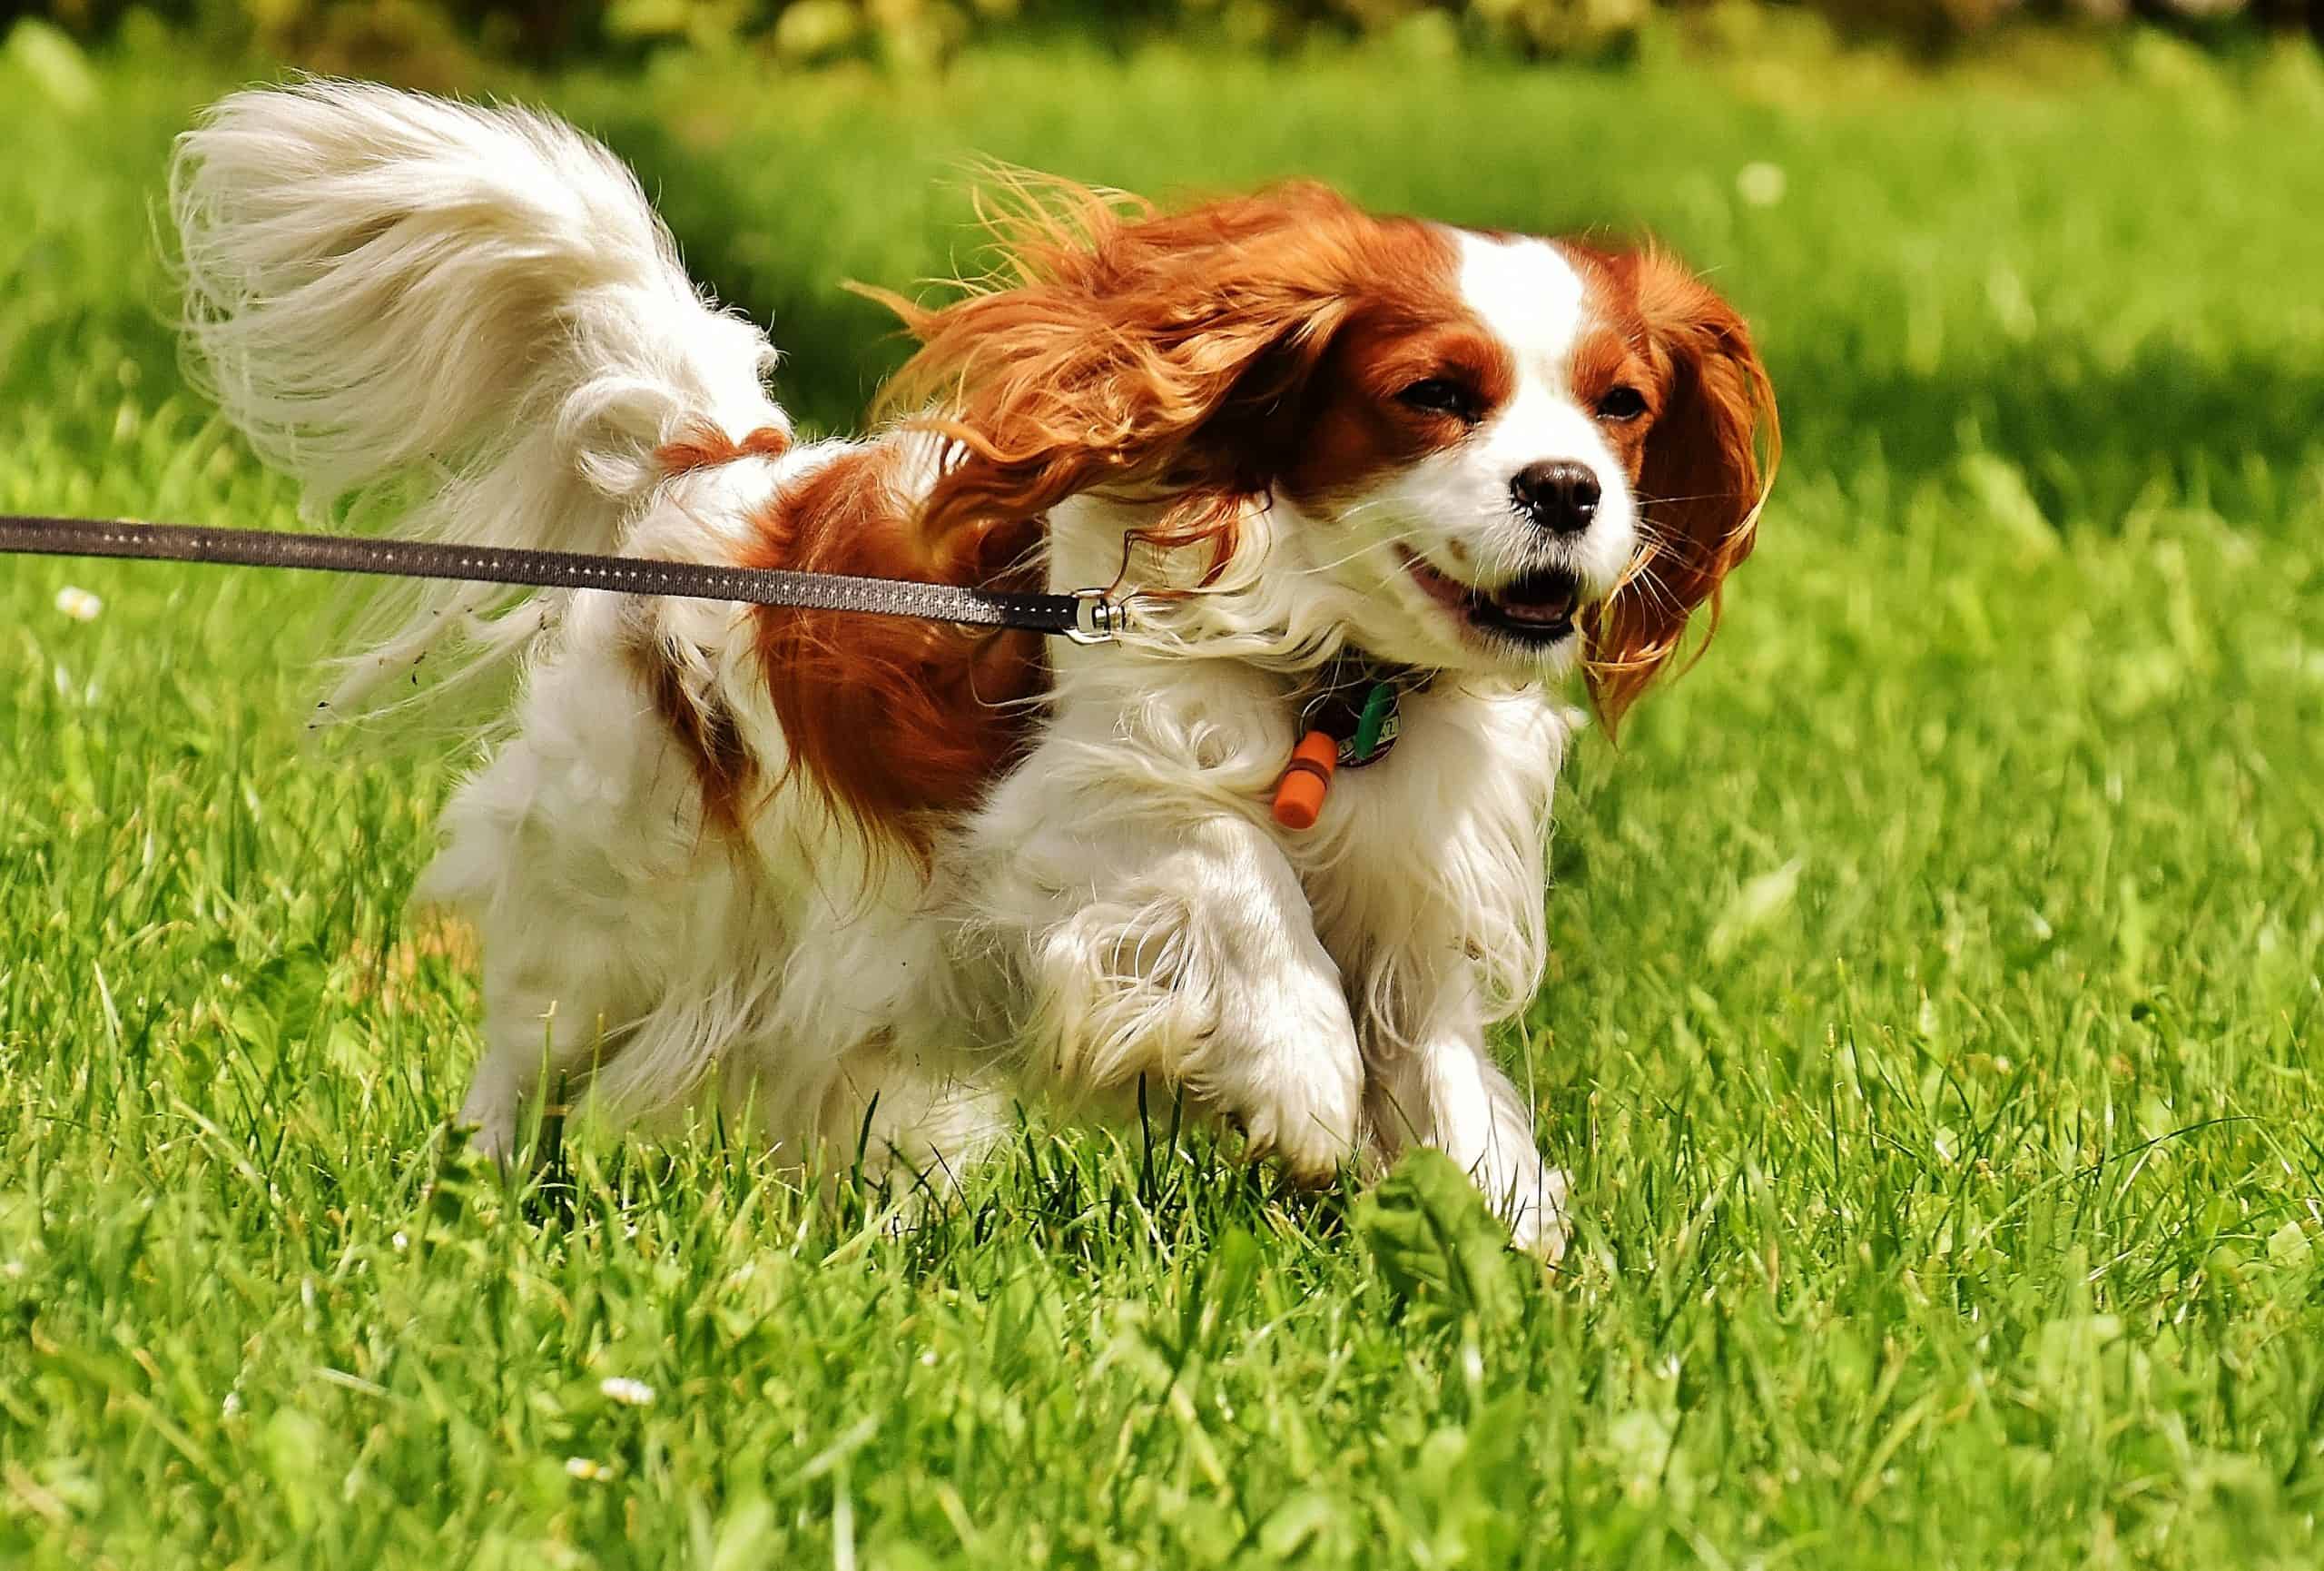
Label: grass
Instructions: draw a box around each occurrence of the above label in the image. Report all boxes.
[5,28,2324,1571]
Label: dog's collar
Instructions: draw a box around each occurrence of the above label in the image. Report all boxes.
[1271,652,1435,829]
[1298,652,1436,769]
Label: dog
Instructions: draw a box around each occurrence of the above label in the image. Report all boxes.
[171,81,1775,1258]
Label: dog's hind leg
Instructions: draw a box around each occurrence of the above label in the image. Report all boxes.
[420,646,685,1163]
[799,1041,1009,1220]
[453,940,633,1163]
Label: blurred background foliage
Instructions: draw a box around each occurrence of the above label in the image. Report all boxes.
[3,0,2319,83]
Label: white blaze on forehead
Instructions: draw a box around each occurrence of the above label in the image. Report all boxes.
[1435,230,1635,607]
[1454,232,1590,395]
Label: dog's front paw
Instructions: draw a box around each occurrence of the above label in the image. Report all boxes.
[1227,1051,1364,1186]
[1204,964,1364,1185]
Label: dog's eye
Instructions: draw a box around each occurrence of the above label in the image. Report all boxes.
[1596,386,1649,422]
[1396,378,1481,422]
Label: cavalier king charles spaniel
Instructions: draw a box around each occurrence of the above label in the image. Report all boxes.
[172,82,1776,1257]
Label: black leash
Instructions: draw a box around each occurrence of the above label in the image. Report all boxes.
[0,514,1130,643]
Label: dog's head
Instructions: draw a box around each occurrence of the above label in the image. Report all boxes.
[876,178,1777,726]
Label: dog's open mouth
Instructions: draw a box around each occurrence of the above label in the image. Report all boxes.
[1400,550,1582,647]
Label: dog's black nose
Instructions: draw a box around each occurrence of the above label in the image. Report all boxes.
[1511,460,1601,534]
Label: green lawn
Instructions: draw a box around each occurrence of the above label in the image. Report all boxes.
[6,33,2324,1571]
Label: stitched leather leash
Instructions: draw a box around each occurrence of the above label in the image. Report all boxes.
[0,514,1131,643]
[4,512,1413,833]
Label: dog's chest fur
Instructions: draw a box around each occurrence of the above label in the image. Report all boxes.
[950,639,1574,1052]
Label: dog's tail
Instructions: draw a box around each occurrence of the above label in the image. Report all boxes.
[171,79,787,716]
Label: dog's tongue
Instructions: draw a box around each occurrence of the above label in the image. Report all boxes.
[1492,579,1576,624]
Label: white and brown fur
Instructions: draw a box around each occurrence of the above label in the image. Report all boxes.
[172,82,1776,1256]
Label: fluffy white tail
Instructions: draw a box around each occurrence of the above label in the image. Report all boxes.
[171,79,786,714]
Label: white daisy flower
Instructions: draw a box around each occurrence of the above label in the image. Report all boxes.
[599,1376,655,1407]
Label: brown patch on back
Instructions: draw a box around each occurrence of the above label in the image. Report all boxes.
[743,444,1046,857]
[655,423,793,476]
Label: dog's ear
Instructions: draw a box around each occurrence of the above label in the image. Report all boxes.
[1583,252,1778,731]
[865,176,1368,570]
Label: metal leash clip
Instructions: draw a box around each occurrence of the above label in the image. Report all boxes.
[1066,587,1135,645]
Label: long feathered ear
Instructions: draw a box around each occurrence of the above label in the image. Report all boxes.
[1584,252,1780,731]
[862,174,1375,563]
